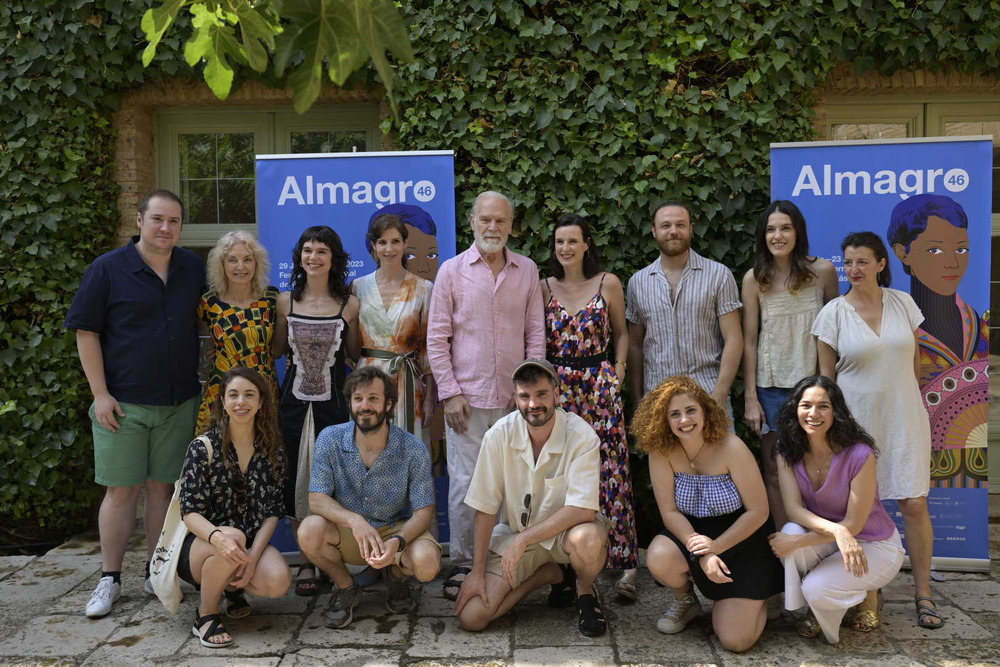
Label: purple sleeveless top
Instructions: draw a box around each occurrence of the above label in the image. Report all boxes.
[793,443,895,541]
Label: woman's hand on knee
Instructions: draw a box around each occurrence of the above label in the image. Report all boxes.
[211,528,250,566]
[700,554,733,584]
[837,536,868,577]
[767,531,799,559]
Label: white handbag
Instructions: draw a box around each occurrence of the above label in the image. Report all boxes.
[150,434,213,613]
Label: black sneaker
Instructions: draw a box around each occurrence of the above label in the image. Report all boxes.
[548,564,577,608]
[323,581,360,629]
[382,566,416,614]
[577,592,607,637]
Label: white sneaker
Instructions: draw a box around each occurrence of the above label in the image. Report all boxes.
[656,593,702,634]
[144,576,155,595]
[85,576,121,618]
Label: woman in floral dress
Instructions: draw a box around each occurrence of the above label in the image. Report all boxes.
[197,230,278,434]
[353,212,435,441]
[541,213,639,600]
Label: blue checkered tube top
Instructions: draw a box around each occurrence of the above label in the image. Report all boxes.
[674,472,744,518]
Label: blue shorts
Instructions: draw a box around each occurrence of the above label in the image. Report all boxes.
[756,386,792,433]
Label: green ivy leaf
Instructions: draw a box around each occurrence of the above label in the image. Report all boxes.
[140,0,185,67]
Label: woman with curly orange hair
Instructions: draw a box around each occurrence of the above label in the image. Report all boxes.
[633,376,782,652]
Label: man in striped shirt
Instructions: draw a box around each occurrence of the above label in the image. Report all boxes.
[626,201,743,416]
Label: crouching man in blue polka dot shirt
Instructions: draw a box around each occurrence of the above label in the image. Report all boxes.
[298,366,441,629]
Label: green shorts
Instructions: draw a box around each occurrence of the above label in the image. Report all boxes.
[90,396,199,487]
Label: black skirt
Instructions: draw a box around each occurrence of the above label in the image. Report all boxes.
[660,508,784,601]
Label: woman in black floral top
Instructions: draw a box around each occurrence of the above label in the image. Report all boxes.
[179,366,291,648]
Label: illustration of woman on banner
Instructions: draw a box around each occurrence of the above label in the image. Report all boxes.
[375,203,440,282]
[886,194,989,488]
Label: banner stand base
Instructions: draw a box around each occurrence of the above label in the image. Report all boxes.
[902,556,991,573]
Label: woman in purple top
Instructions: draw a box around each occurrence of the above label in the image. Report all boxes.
[768,375,904,644]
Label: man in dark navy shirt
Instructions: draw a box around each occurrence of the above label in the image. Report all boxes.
[66,190,205,618]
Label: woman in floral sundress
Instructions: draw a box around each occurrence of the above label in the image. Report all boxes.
[541,213,639,601]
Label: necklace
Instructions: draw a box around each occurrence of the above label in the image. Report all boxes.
[809,454,833,478]
[682,441,706,469]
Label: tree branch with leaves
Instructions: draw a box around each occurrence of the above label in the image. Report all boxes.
[141,0,413,115]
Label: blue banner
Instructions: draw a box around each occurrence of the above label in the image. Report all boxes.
[771,137,992,567]
[255,151,457,551]
[256,151,456,288]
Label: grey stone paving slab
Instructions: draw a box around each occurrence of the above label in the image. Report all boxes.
[603,573,717,666]
[879,572,955,603]
[512,646,617,665]
[513,603,610,647]
[0,558,34,583]
[798,657,929,667]
[298,595,409,647]
[79,645,159,667]
[407,616,511,659]
[182,614,300,657]
[901,637,1000,667]
[0,659,76,667]
[0,614,118,658]
[160,658,281,667]
[608,610,715,664]
[244,591,309,616]
[409,661,510,667]
[47,537,101,557]
[936,579,1000,612]
[419,592,458,617]
[970,611,1000,635]
[78,599,191,665]
[879,602,992,640]
[709,624,827,666]
[277,647,402,665]
[0,555,101,606]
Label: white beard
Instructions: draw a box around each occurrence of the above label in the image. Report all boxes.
[475,233,506,255]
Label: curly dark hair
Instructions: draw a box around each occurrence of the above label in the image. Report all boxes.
[752,200,818,294]
[773,375,876,466]
[631,376,729,455]
[212,366,284,481]
[290,225,351,303]
[548,213,602,280]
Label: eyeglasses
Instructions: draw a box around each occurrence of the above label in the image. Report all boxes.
[520,493,531,528]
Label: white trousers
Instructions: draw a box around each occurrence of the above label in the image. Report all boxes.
[780,522,904,643]
[446,407,508,567]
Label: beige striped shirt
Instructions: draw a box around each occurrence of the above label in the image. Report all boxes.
[626,250,741,394]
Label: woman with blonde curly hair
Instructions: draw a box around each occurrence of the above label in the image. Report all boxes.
[197,230,279,433]
[633,376,782,652]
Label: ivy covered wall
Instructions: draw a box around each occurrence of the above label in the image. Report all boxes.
[1,0,998,540]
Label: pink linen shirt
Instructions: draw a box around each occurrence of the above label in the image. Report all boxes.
[427,243,545,409]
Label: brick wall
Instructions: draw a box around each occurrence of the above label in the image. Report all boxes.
[812,63,1000,139]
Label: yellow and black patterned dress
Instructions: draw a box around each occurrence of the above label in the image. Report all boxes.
[196,287,279,433]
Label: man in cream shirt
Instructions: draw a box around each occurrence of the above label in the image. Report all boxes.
[455,359,609,637]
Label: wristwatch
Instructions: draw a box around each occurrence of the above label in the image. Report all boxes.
[388,534,407,552]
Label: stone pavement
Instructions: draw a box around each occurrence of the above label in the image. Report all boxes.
[0,503,998,667]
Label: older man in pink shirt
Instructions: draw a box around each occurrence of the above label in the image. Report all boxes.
[428,190,545,600]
